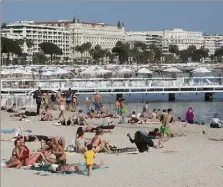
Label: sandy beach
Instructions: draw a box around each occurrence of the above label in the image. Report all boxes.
[1,110,223,187]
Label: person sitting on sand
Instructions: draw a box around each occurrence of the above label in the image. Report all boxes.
[4,138,46,168]
[185,107,195,124]
[4,138,25,168]
[128,111,139,124]
[127,131,157,152]
[210,113,223,128]
[158,108,173,148]
[91,129,112,153]
[49,160,104,173]
[140,102,149,118]
[160,109,167,123]
[40,105,53,121]
[43,138,66,165]
[156,109,161,120]
[75,127,88,154]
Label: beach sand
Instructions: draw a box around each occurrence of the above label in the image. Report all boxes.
[1,110,223,187]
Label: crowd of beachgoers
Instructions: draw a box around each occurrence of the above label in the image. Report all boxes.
[1,87,223,177]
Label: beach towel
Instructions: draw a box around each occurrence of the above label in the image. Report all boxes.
[0,128,32,135]
[111,147,139,154]
[29,162,109,176]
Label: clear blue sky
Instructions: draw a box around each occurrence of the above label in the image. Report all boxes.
[2,1,222,33]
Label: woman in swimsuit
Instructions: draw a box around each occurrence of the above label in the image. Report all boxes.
[75,127,88,153]
[57,94,66,120]
[5,138,23,168]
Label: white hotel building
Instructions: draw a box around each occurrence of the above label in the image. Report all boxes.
[69,17,125,59]
[203,35,223,55]
[125,29,204,54]
[1,18,125,60]
[1,21,70,59]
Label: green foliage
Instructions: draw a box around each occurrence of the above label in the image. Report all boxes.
[32,52,48,64]
[39,42,63,63]
[1,37,22,55]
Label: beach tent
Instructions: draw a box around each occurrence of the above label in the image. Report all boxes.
[137,68,153,74]
[192,67,211,73]
[118,67,133,74]
[54,68,69,75]
[42,71,54,76]
[96,68,112,75]
[163,67,182,73]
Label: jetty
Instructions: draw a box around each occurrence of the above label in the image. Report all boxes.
[1,76,223,101]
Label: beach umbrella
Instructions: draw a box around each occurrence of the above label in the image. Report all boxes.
[137,68,153,74]
[163,67,182,73]
[192,67,211,73]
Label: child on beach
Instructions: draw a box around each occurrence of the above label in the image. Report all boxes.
[84,144,95,176]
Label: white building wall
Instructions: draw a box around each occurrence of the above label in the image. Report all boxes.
[69,22,125,59]
[1,21,70,59]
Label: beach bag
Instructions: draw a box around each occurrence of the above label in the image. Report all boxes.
[60,105,65,111]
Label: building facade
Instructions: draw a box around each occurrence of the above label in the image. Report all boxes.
[125,29,204,54]
[203,35,223,55]
[69,17,125,59]
[1,21,70,60]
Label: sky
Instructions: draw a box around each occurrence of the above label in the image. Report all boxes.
[1,1,223,33]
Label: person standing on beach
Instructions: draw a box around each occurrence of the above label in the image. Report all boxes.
[94,91,102,112]
[33,87,43,115]
[66,88,72,111]
[158,108,173,148]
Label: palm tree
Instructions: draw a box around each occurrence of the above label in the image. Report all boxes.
[169,44,179,57]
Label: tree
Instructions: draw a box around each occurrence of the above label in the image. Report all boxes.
[89,45,106,63]
[169,45,179,57]
[214,46,223,62]
[75,45,85,62]
[112,41,129,64]
[1,37,22,64]
[39,42,63,64]
[32,52,48,64]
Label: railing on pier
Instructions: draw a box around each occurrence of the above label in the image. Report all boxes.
[1,77,222,92]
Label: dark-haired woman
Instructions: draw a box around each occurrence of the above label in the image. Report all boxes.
[75,127,88,153]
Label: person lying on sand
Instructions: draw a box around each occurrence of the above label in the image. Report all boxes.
[2,128,65,150]
[127,131,157,152]
[49,160,104,173]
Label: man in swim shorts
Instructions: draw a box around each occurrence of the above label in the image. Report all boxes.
[158,108,172,148]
